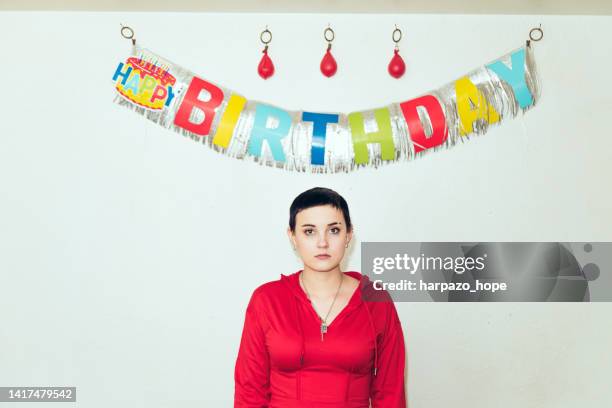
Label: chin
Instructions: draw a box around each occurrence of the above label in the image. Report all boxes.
[308,260,340,272]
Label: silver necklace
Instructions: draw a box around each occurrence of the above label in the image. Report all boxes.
[300,272,344,342]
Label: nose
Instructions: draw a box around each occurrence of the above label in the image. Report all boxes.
[317,232,329,248]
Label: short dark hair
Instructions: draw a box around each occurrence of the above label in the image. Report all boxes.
[289,187,352,233]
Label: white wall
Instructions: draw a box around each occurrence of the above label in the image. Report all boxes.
[0,11,611,408]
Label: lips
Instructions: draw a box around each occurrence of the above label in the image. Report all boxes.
[315,254,331,259]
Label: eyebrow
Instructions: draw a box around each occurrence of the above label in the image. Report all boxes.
[300,222,342,227]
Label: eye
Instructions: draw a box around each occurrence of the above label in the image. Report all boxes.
[330,227,341,234]
[303,229,314,235]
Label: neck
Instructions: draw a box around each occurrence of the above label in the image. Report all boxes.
[301,266,344,297]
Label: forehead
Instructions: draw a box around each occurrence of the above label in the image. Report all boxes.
[296,205,344,225]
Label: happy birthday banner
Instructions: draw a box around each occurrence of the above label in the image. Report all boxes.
[111,44,540,173]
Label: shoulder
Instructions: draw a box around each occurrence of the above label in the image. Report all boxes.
[252,278,284,297]
[360,273,394,303]
[244,278,290,329]
[360,276,401,327]
[247,277,285,307]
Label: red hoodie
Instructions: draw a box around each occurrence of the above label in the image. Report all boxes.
[234,270,407,407]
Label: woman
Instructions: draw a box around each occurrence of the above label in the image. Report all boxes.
[234,187,406,407]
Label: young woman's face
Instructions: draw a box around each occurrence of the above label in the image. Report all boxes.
[287,205,352,272]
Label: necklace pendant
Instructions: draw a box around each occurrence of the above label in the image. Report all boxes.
[321,323,327,341]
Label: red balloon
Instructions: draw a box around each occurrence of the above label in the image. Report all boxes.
[258,48,275,80]
[320,48,337,78]
[388,49,406,79]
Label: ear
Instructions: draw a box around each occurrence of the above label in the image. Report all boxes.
[346,228,353,246]
[286,227,296,247]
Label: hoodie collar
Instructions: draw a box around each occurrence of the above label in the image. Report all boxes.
[281,269,367,306]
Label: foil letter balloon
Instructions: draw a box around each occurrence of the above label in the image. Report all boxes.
[320,45,338,78]
[388,49,406,79]
[258,47,274,79]
[111,43,541,173]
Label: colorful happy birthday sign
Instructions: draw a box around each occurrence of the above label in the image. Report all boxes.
[111,44,540,172]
